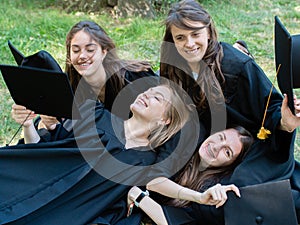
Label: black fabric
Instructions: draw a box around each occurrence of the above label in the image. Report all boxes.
[0,65,80,119]
[8,41,63,72]
[275,16,300,113]
[224,180,298,225]
[8,40,25,66]
[0,100,158,224]
[157,42,299,225]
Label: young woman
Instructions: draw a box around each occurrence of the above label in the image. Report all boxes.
[126,126,253,225]
[1,82,193,225]
[157,0,300,223]
[155,0,300,224]
[12,20,157,134]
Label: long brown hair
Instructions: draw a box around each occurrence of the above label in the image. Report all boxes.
[160,0,224,112]
[170,126,253,207]
[65,20,151,105]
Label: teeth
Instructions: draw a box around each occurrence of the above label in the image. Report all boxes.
[185,48,198,54]
[138,99,147,106]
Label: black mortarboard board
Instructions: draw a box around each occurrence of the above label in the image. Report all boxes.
[224,179,298,225]
[275,16,300,114]
[0,65,80,119]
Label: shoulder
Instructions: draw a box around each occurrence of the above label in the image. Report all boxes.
[125,68,158,81]
[124,69,160,89]
[220,42,266,81]
[220,42,253,73]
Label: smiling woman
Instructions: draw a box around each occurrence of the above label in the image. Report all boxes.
[198,128,244,169]
[124,126,253,225]
[0,80,195,224]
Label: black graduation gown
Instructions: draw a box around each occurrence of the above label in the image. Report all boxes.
[159,42,299,225]
[0,100,158,225]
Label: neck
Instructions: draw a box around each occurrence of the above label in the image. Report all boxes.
[124,118,150,149]
[188,62,200,74]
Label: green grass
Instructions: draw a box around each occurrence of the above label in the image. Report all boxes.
[0,0,300,160]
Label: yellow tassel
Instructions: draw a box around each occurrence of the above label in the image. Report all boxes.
[257,127,271,140]
[257,64,281,140]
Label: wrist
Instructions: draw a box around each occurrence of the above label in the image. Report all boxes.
[134,190,149,207]
[280,118,295,132]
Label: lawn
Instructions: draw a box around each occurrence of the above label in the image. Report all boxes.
[0,0,300,159]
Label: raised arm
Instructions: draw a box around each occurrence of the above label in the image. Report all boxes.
[147,177,240,208]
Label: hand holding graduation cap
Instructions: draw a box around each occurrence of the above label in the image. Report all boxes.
[11,103,41,144]
[11,103,36,128]
[262,16,300,135]
[280,94,300,132]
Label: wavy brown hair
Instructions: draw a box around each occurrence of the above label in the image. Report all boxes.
[65,20,151,105]
[169,126,253,207]
[160,0,224,112]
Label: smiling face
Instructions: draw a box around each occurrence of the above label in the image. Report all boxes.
[198,128,243,169]
[130,86,172,125]
[70,30,107,87]
[171,20,210,71]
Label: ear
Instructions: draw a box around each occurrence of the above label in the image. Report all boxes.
[162,118,171,126]
[102,49,108,61]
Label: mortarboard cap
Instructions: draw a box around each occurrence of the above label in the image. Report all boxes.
[0,64,80,119]
[224,179,298,225]
[275,16,300,114]
[7,40,63,72]
[8,40,25,66]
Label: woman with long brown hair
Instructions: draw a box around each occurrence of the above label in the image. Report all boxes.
[127,126,253,225]
[156,0,300,223]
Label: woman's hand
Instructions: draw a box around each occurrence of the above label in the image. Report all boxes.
[39,115,59,130]
[11,104,36,127]
[280,94,300,132]
[199,183,240,208]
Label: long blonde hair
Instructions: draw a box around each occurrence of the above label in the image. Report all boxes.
[148,80,194,148]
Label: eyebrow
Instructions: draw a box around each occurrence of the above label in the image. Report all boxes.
[221,132,235,158]
[150,88,167,100]
[71,43,98,48]
[221,132,226,141]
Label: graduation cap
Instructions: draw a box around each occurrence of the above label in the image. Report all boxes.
[2,42,80,119]
[0,64,80,119]
[8,40,25,66]
[257,17,300,139]
[224,179,298,225]
[8,40,63,73]
[275,16,300,114]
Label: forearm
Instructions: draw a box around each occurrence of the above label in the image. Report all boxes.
[139,196,168,225]
[147,177,202,203]
[23,124,41,144]
[128,186,168,225]
[278,118,295,132]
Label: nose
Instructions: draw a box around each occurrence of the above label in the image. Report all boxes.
[212,142,224,154]
[143,91,150,99]
[79,50,88,59]
[185,36,195,48]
